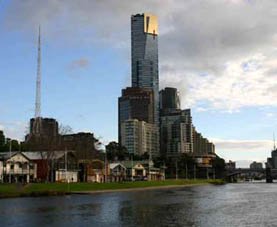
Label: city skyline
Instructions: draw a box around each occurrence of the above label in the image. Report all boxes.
[0,0,276,167]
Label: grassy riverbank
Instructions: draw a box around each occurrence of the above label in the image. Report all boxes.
[0,179,224,198]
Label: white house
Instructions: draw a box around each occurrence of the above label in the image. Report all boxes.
[109,163,126,182]
[4,152,37,183]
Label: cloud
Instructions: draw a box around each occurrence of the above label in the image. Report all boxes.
[2,0,277,111]
[68,58,90,71]
[211,138,273,165]
[0,121,28,141]
[212,138,273,151]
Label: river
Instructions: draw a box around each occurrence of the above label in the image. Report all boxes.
[0,183,276,227]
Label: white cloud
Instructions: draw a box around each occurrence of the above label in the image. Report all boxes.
[0,121,28,141]
[211,138,273,151]
[210,138,273,165]
[1,0,276,150]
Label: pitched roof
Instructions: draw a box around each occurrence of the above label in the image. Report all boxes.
[110,163,126,170]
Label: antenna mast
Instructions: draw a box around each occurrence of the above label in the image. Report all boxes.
[35,26,41,118]
[32,26,42,136]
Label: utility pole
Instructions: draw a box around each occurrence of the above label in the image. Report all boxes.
[9,139,12,183]
[131,154,134,181]
[104,151,107,183]
[185,162,188,179]
[175,159,178,180]
[65,147,67,182]
[148,150,152,181]
[194,164,196,180]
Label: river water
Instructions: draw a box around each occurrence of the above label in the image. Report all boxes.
[0,183,276,227]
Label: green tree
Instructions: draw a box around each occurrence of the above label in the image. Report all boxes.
[0,130,5,152]
[3,138,20,151]
[212,155,226,179]
[105,141,128,161]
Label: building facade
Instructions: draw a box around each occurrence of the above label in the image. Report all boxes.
[250,161,263,169]
[160,109,193,157]
[120,119,159,157]
[192,126,215,155]
[25,117,60,151]
[159,87,180,115]
[118,87,154,142]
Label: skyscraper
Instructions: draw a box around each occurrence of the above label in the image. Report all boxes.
[118,13,160,157]
[159,87,180,116]
[131,13,159,125]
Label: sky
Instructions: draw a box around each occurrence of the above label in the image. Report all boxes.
[0,0,276,167]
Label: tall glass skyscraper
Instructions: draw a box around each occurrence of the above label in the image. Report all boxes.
[131,13,159,126]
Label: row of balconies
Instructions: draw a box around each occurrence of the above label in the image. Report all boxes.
[1,169,36,175]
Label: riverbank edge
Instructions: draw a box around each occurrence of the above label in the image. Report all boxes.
[0,179,225,199]
[71,183,210,195]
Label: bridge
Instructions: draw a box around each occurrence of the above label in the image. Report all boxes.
[226,168,277,183]
[226,168,265,183]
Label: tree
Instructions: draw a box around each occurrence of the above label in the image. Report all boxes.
[2,138,20,152]
[178,154,195,178]
[212,155,226,179]
[105,141,128,161]
[0,130,5,152]
[59,124,73,135]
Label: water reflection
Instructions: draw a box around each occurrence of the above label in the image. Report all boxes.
[1,183,277,226]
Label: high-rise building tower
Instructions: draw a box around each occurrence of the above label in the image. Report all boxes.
[131,13,159,126]
[159,87,180,116]
[118,13,160,157]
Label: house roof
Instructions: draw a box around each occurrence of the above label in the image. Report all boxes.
[120,160,150,168]
[23,151,76,160]
[110,163,126,170]
[0,151,75,161]
[0,152,17,160]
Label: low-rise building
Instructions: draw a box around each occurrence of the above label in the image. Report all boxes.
[86,159,107,183]
[194,154,216,168]
[225,160,236,171]
[2,152,37,183]
[109,163,126,182]
[121,160,165,181]
[250,161,263,169]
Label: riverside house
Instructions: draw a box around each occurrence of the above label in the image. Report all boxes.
[1,152,37,183]
[121,160,165,181]
[109,163,126,182]
[0,151,78,183]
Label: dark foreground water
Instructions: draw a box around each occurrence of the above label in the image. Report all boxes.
[1,183,277,227]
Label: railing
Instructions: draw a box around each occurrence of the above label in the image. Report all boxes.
[4,169,36,175]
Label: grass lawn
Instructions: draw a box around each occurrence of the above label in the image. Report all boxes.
[0,179,224,198]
